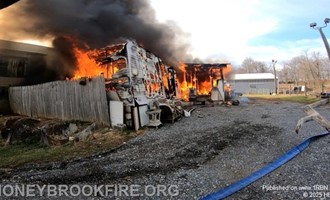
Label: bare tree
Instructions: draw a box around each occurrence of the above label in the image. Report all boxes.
[279,51,329,93]
[236,57,270,73]
[278,63,291,83]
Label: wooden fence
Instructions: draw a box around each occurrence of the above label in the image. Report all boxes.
[9,76,110,125]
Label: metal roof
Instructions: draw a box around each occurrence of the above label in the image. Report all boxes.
[0,39,51,55]
[230,73,276,80]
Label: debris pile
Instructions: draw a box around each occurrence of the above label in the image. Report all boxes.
[0,117,106,146]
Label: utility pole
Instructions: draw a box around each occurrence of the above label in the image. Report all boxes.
[272,60,277,95]
[310,18,330,94]
[310,18,330,62]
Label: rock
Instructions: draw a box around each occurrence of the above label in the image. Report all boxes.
[76,123,97,141]
[65,123,78,136]
[39,121,70,146]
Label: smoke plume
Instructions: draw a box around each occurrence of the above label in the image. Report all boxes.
[0,0,191,80]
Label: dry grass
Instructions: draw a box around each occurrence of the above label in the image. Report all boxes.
[245,94,320,104]
[0,128,145,168]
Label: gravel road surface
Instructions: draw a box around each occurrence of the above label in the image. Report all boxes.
[1,97,329,199]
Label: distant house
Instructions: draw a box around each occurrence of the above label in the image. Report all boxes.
[0,40,52,113]
[228,73,278,94]
[0,40,52,87]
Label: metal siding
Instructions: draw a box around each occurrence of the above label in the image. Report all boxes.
[229,79,276,94]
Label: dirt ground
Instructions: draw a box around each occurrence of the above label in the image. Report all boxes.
[0,97,329,199]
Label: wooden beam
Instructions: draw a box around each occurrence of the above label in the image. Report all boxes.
[295,98,330,133]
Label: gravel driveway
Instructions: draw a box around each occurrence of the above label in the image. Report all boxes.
[1,97,329,199]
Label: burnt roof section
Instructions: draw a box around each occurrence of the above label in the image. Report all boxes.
[90,43,126,65]
[91,40,166,66]
[184,63,229,69]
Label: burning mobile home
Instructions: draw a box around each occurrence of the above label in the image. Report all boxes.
[8,39,237,130]
[91,40,183,128]
[9,40,183,130]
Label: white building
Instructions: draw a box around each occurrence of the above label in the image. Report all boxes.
[228,73,279,94]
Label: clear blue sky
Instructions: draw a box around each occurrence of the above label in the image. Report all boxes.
[150,0,330,66]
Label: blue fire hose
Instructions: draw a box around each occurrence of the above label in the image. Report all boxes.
[200,131,329,200]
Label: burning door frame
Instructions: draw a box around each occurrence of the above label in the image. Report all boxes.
[178,63,231,104]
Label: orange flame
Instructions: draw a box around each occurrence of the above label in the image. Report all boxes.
[72,47,120,79]
[73,48,105,79]
[58,36,108,79]
[177,63,232,101]
[177,63,191,100]
[198,80,212,95]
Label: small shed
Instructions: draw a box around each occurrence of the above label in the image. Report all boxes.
[228,73,278,94]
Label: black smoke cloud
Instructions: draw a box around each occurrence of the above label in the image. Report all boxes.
[2,0,192,81]
[0,0,19,10]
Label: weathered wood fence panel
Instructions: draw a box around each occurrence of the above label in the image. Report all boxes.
[9,76,110,125]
